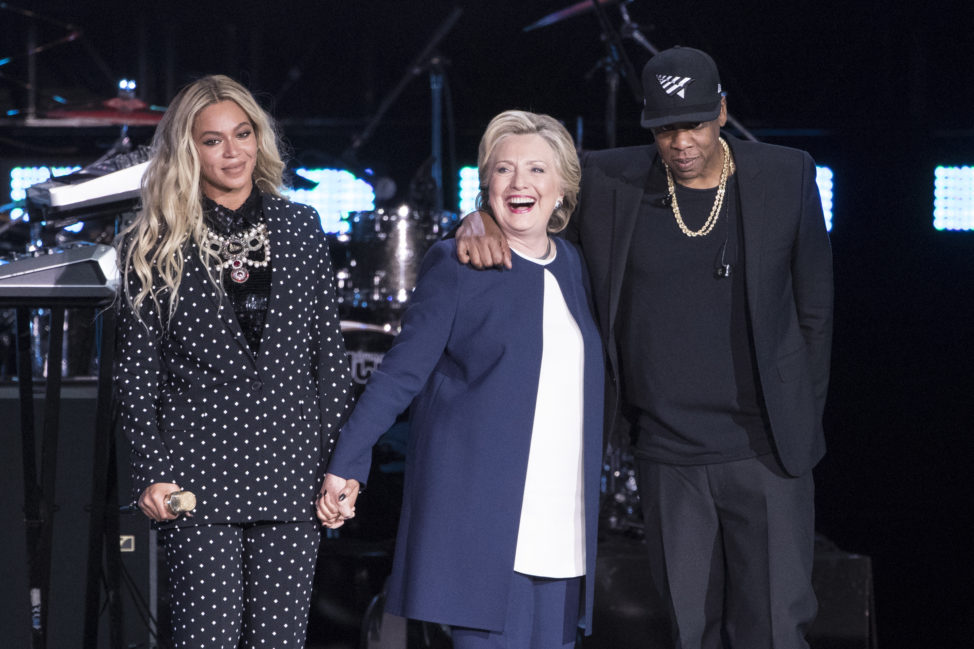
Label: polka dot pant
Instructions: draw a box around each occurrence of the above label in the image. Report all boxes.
[159,521,321,649]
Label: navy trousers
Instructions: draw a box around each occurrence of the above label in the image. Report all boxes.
[451,572,581,649]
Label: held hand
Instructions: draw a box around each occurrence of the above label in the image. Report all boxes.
[317,474,360,529]
[456,211,511,269]
[138,482,183,522]
[337,479,360,519]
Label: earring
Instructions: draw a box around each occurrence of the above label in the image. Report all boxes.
[555,199,563,210]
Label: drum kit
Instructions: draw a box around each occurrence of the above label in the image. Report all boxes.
[331,206,457,391]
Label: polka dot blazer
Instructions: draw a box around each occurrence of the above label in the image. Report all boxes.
[116,195,352,527]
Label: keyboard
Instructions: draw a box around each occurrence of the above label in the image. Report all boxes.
[0,243,119,302]
[27,146,152,214]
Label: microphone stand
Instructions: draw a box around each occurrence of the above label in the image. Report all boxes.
[616,2,658,56]
[428,54,447,213]
[588,0,642,149]
[344,7,463,211]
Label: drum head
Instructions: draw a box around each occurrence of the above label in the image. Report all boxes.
[341,320,397,393]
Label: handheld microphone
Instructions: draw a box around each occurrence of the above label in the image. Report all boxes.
[165,490,197,515]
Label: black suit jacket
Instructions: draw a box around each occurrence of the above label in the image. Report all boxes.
[116,194,352,525]
[566,134,833,477]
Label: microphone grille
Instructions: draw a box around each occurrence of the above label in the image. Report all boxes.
[166,490,197,514]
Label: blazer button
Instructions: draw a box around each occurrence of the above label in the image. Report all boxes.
[251,380,263,393]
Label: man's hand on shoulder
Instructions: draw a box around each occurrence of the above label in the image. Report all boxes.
[456,211,512,270]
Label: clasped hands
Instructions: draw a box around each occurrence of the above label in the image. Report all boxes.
[316,473,360,529]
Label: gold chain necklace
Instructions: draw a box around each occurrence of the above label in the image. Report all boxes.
[664,137,731,238]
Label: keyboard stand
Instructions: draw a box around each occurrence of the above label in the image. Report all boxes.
[10,298,117,649]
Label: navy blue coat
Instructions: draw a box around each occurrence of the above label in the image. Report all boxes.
[328,238,604,634]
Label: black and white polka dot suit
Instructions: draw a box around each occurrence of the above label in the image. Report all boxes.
[116,195,352,648]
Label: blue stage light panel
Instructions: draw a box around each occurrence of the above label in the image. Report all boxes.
[284,168,375,234]
[933,166,974,231]
[458,166,480,216]
[8,165,81,221]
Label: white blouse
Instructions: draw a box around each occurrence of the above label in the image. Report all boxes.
[511,247,586,578]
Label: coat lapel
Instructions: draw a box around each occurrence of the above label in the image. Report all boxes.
[727,137,767,319]
[255,194,285,364]
[187,252,257,366]
[606,150,659,336]
[192,193,294,369]
[189,195,295,370]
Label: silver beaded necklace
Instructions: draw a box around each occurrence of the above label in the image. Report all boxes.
[204,221,271,283]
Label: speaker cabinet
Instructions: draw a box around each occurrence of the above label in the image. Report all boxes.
[583,534,875,649]
[0,384,156,649]
[810,544,877,649]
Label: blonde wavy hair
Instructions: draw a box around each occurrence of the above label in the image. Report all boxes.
[117,74,285,325]
[475,110,580,233]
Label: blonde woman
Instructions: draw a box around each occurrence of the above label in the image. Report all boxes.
[319,110,604,649]
[115,75,351,649]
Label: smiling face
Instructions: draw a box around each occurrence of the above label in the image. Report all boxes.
[486,133,564,253]
[192,100,257,209]
[651,97,728,189]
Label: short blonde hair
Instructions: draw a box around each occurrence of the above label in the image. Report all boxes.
[475,110,580,233]
[118,75,285,325]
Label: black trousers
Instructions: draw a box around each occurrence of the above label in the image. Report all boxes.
[636,454,817,649]
[159,520,321,649]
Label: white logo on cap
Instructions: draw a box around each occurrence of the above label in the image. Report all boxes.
[656,74,693,99]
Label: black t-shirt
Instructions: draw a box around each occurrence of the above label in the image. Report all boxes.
[617,170,771,465]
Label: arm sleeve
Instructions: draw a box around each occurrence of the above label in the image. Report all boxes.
[792,151,834,420]
[115,281,174,499]
[563,150,591,246]
[308,209,353,454]
[327,241,460,484]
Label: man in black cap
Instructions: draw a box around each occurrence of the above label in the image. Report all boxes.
[457,46,833,648]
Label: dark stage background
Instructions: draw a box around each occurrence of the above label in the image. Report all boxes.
[2,1,972,648]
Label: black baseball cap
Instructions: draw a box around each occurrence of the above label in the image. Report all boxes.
[640,46,723,129]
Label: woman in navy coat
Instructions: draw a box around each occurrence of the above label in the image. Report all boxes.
[320,110,604,649]
[115,75,351,649]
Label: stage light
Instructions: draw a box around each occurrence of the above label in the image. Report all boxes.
[816,166,833,232]
[933,166,974,231]
[8,165,81,221]
[458,166,479,216]
[283,168,375,234]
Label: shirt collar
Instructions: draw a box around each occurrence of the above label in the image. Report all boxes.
[202,185,262,234]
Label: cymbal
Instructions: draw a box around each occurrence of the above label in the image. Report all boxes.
[43,97,164,126]
[523,0,622,32]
